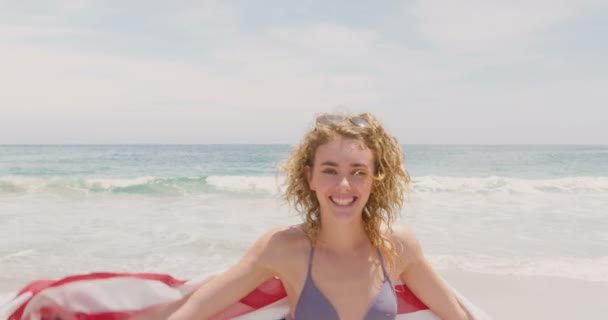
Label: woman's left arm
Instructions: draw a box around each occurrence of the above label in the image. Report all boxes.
[391,226,472,320]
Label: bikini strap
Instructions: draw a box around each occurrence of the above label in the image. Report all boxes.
[307,245,315,274]
[377,248,390,278]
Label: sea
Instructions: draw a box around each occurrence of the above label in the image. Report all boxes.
[1,144,607,295]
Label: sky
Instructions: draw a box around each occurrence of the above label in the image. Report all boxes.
[0,0,607,144]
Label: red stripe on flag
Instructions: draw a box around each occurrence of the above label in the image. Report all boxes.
[239,277,286,309]
[395,284,429,313]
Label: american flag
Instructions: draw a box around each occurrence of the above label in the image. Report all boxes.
[1,272,489,320]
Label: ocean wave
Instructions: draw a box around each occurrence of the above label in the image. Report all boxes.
[429,254,608,282]
[205,175,282,194]
[0,175,282,197]
[1,175,607,197]
[412,176,608,194]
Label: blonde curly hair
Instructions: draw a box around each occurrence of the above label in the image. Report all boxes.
[281,112,410,271]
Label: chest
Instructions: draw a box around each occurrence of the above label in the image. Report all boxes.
[295,252,395,319]
[314,262,389,317]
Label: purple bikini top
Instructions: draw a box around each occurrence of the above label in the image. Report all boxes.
[292,246,397,320]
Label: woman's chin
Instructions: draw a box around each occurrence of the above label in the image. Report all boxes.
[326,205,363,221]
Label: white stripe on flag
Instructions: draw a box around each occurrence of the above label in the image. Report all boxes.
[22,277,185,318]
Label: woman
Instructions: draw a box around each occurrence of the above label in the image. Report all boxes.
[157,113,471,320]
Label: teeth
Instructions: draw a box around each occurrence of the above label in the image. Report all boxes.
[331,197,355,205]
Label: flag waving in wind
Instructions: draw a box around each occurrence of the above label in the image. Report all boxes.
[1,272,489,320]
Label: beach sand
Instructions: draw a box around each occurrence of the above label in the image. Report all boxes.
[440,270,608,320]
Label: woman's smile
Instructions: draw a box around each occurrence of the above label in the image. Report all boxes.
[329,195,358,207]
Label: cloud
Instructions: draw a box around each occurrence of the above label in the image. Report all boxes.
[0,40,386,143]
[411,0,606,56]
[268,23,379,54]
[0,1,606,143]
[175,0,238,30]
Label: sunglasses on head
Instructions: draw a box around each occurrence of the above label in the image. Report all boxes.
[315,114,371,129]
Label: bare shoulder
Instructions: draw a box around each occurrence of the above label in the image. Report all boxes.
[252,224,310,271]
[384,224,424,271]
[258,224,309,250]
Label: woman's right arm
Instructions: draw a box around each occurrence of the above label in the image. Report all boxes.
[147,229,282,320]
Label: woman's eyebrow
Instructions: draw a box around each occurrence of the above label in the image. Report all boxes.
[319,161,368,168]
[319,161,338,167]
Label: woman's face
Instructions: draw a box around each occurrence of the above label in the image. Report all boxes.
[307,136,375,223]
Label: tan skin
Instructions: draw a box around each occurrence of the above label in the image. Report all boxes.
[135,137,470,320]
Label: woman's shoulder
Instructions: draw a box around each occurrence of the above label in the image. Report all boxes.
[250,224,311,275]
[383,224,424,268]
[253,224,310,260]
[265,223,308,244]
[385,224,420,245]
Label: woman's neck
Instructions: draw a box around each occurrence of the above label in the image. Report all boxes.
[315,217,369,254]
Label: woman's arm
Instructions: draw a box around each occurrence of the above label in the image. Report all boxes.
[129,295,190,320]
[137,228,283,320]
[392,226,472,320]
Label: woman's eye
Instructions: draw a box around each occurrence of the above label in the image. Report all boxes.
[322,169,337,174]
[353,170,365,176]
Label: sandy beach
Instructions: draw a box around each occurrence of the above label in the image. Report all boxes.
[441,270,608,319]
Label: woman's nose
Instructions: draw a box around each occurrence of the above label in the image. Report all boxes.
[337,176,351,188]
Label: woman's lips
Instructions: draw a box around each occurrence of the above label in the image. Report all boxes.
[329,196,357,207]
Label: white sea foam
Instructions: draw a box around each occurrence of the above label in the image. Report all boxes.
[0,175,283,196]
[205,175,283,194]
[412,176,608,194]
[86,176,160,189]
[0,176,162,196]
